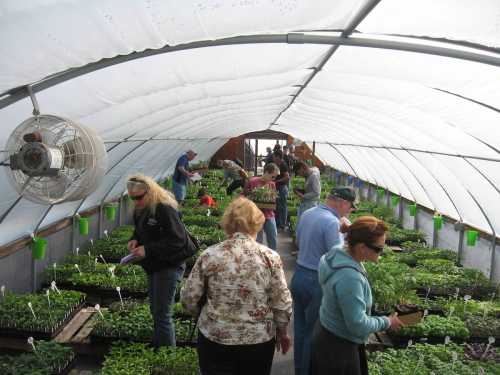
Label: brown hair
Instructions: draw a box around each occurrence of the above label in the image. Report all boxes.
[344,216,388,248]
[220,197,265,236]
[263,162,279,175]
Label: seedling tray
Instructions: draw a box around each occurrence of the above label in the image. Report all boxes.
[0,302,85,340]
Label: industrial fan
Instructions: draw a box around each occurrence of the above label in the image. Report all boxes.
[4,114,108,205]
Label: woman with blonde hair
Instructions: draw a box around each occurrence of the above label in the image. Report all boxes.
[181,197,293,375]
[126,173,187,348]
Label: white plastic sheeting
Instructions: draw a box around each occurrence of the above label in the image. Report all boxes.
[0,0,499,246]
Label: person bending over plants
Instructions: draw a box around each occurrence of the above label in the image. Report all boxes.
[126,174,188,348]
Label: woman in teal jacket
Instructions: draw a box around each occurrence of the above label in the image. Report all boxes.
[311,216,403,375]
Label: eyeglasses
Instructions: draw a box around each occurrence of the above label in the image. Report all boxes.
[129,192,147,201]
[364,243,384,254]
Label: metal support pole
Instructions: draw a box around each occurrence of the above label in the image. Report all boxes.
[432,216,439,248]
[455,221,465,266]
[31,257,36,292]
[242,138,246,170]
[98,204,103,239]
[367,184,372,202]
[386,192,391,207]
[414,205,419,231]
[398,195,403,222]
[489,236,498,282]
[118,196,123,226]
[312,141,316,160]
[254,139,258,176]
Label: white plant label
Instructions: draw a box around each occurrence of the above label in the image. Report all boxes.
[51,281,61,294]
[488,336,495,345]
[27,336,36,352]
[452,352,458,361]
[90,239,94,247]
[116,286,124,309]
[455,288,460,299]
[423,309,429,317]
[53,263,57,281]
[407,339,413,347]
[464,295,472,302]
[95,304,105,319]
[1,285,5,297]
[74,264,82,274]
[75,247,79,255]
[449,306,455,317]
[46,289,51,308]
[100,254,108,265]
[445,336,451,345]
[104,230,108,239]
[28,302,37,319]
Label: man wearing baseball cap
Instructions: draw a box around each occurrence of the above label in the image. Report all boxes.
[172,150,197,203]
[290,186,356,375]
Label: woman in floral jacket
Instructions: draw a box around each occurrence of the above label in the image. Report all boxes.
[181,196,292,375]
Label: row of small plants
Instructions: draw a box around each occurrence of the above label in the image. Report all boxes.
[0,340,76,375]
[101,342,198,375]
[368,343,500,374]
[92,300,196,345]
[0,289,85,338]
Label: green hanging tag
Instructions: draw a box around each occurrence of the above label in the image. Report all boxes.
[32,237,48,260]
[391,195,400,206]
[105,204,117,221]
[79,217,89,235]
[409,204,417,217]
[434,215,443,230]
[377,188,385,198]
[466,230,478,246]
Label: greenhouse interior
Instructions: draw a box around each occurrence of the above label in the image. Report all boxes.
[0,1,499,374]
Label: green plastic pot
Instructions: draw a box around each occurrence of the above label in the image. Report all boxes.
[32,237,47,260]
[79,217,89,235]
[391,195,400,206]
[409,204,417,217]
[434,215,443,231]
[105,204,117,221]
[466,230,478,246]
[376,188,385,199]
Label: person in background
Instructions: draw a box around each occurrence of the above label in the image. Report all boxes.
[272,150,290,231]
[198,187,216,208]
[273,142,282,152]
[180,197,292,375]
[218,159,248,195]
[290,187,357,375]
[126,174,187,348]
[293,161,321,222]
[172,150,197,203]
[312,216,404,375]
[282,145,295,172]
[264,147,274,165]
[244,163,280,250]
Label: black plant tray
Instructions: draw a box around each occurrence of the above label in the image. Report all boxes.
[90,334,196,347]
[0,302,85,340]
[55,283,148,300]
[388,333,468,348]
[54,356,77,375]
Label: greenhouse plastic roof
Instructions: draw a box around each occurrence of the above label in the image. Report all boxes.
[0,0,499,245]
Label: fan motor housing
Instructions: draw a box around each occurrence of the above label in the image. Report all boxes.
[10,142,64,177]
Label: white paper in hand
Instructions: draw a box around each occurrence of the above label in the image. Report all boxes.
[120,253,141,265]
[190,173,202,182]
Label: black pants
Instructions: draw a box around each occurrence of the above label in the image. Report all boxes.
[198,331,275,375]
[226,179,245,195]
[311,322,368,375]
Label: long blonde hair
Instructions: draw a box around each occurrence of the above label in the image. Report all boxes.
[127,173,178,213]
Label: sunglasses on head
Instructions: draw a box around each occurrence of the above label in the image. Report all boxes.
[129,192,147,201]
[364,242,384,254]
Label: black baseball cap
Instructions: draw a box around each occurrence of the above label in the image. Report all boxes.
[329,187,357,209]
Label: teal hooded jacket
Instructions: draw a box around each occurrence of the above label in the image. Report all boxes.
[318,246,389,344]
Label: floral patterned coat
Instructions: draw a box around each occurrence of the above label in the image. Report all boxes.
[180,232,292,345]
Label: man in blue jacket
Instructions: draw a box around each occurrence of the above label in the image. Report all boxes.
[290,187,356,375]
[172,150,196,203]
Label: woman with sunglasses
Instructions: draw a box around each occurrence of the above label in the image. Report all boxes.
[311,216,404,375]
[126,174,187,348]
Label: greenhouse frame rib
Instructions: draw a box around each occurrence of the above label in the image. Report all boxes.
[2,33,500,111]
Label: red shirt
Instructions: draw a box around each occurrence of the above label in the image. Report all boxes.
[246,176,276,219]
[199,195,216,207]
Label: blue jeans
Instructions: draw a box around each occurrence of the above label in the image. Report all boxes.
[297,200,318,224]
[276,185,288,229]
[256,217,277,250]
[147,265,185,347]
[290,265,323,375]
[172,180,187,202]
